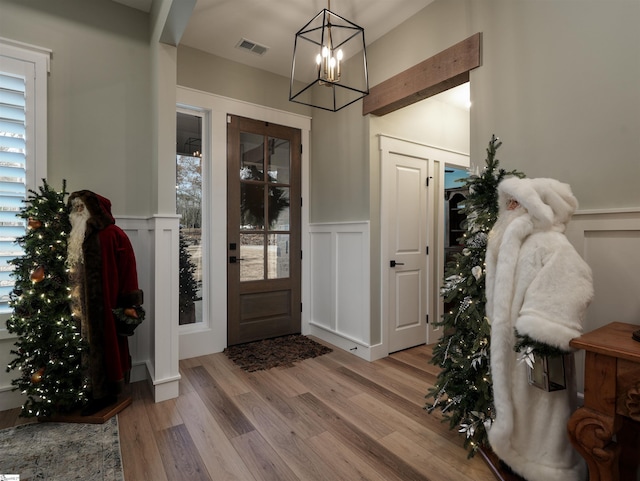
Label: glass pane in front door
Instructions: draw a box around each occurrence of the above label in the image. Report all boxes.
[240,131,264,181]
[268,186,289,230]
[267,137,290,184]
[240,183,264,230]
[268,233,290,279]
[240,233,264,282]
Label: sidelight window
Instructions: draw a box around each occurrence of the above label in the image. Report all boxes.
[176,110,205,325]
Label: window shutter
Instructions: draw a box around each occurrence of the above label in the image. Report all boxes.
[0,71,27,315]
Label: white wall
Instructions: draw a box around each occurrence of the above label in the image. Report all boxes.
[470,0,640,211]
[177,45,310,118]
[0,0,153,216]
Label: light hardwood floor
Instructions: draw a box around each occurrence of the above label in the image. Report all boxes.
[1,341,495,481]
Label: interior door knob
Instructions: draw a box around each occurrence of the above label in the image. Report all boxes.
[390,260,405,267]
[229,256,245,263]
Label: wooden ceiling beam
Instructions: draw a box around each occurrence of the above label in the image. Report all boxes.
[362,33,482,117]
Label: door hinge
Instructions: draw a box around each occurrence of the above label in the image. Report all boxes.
[300,197,303,207]
[301,303,303,313]
[426,314,429,324]
[227,115,231,123]
[301,250,303,260]
[425,177,429,187]
[425,246,429,255]
[300,144,303,154]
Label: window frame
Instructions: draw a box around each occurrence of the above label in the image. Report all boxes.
[0,38,50,333]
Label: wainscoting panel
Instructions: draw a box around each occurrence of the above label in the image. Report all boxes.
[565,209,640,394]
[584,230,640,329]
[309,231,334,331]
[309,222,372,359]
[117,217,154,384]
[336,231,370,343]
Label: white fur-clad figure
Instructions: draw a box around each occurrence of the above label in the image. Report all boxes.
[485,177,593,481]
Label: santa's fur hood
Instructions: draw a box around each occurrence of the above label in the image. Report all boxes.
[68,190,115,231]
[498,177,578,230]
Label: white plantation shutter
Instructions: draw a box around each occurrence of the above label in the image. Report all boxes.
[0,72,27,314]
[0,39,49,320]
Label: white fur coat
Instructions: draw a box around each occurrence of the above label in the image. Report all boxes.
[485,178,593,481]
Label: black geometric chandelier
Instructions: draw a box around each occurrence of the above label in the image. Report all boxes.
[289,1,369,112]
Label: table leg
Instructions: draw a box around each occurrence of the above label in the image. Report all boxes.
[567,407,621,481]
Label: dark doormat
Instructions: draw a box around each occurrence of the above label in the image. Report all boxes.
[224,334,332,372]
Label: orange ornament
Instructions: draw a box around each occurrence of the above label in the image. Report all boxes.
[31,367,45,383]
[30,265,45,283]
[124,307,138,318]
[28,217,42,229]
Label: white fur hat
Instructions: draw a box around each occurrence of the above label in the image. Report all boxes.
[497,177,578,229]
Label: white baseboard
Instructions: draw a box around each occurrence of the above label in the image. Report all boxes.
[308,322,386,362]
[152,376,181,403]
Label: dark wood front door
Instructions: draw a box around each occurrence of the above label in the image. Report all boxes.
[227,115,301,346]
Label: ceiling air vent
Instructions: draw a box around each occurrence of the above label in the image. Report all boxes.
[236,38,269,56]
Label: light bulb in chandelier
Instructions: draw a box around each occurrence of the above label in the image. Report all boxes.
[316,46,343,84]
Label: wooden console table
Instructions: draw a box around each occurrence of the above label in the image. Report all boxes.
[567,322,640,481]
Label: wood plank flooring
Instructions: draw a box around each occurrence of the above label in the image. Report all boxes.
[0,340,495,481]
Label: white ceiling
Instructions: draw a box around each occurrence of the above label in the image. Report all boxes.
[115,0,434,78]
[113,0,469,110]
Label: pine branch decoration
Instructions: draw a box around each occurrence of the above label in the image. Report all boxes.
[425,136,525,456]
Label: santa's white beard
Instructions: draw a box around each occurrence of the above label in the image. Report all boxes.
[67,201,90,268]
[487,206,526,258]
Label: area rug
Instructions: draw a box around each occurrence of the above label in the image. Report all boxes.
[224,334,332,372]
[0,416,124,481]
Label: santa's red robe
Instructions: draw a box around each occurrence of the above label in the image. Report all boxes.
[68,191,143,402]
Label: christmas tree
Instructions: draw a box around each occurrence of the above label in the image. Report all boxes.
[5,180,88,417]
[426,136,524,456]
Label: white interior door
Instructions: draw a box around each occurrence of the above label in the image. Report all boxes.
[380,136,470,355]
[384,153,428,353]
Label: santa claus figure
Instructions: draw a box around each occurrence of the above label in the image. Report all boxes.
[67,190,144,415]
[485,177,593,481]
